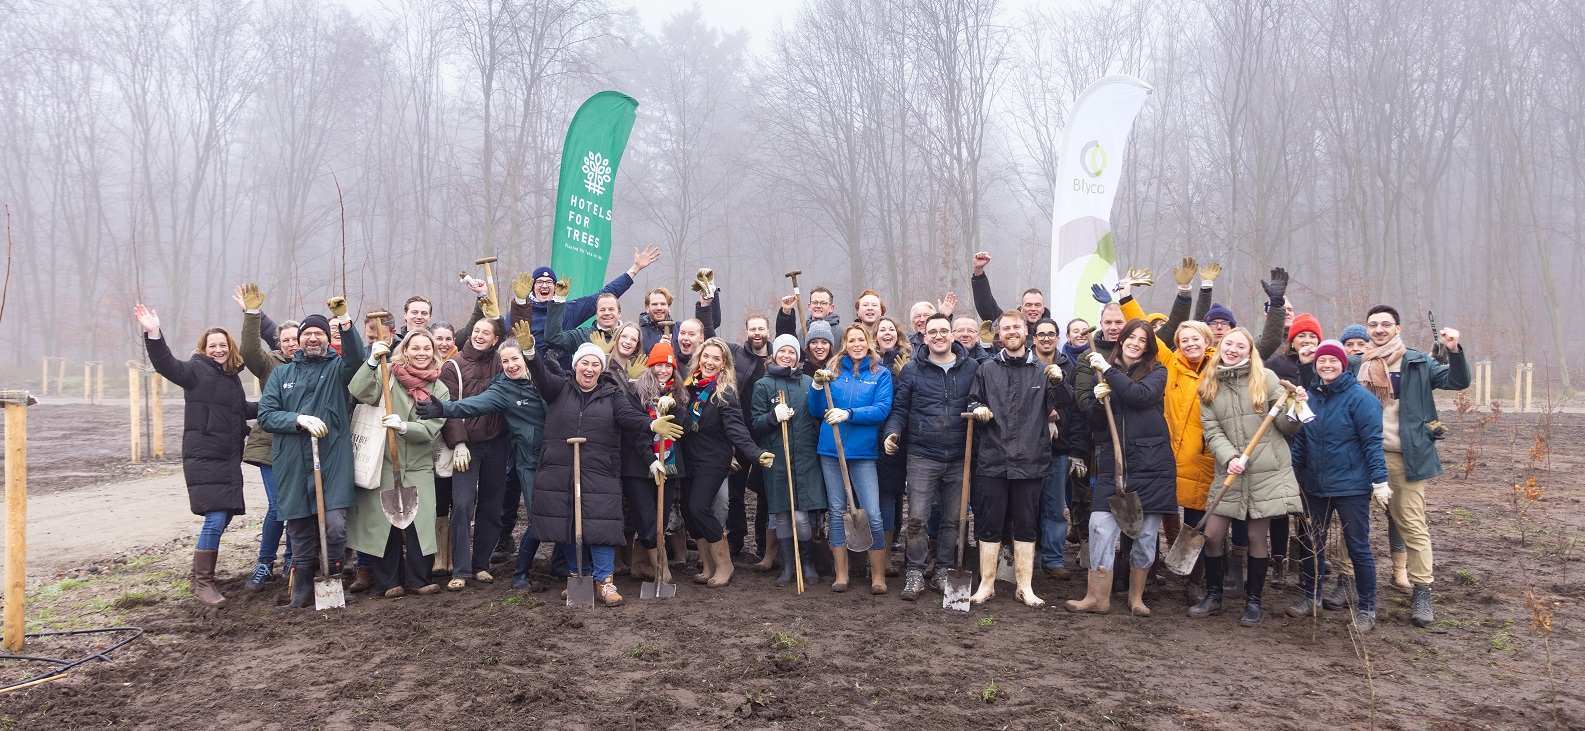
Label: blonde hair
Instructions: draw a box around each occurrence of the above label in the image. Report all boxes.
[1197,327,1268,411]
[393,328,436,368]
[1174,321,1214,353]
[829,323,880,375]
[685,337,739,405]
[194,327,244,375]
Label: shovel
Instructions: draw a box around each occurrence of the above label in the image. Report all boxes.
[640,469,677,599]
[943,412,977,612]
[1094,366,1143,539]
[823,384,872,552]
[565,437,596,608]
[309,437,346,610]
[777,389,806,594]
[372,315,418,529]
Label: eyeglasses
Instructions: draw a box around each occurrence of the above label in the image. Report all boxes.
[925,329,951,337]
[1034,332,1058,339]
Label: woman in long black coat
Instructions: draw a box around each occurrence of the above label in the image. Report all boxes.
[134,304,256,608]
[1066,319,1176,618]
[524,337,681,607]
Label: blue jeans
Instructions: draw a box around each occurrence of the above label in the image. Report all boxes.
[513,468,539,581]
[197,511,232,551]
[1298,493,1376,612]
[879,492,898,532]
[560,543,616,582]
[257,465,291,563]
[821,456,884,550]
[1039,456,1070,568]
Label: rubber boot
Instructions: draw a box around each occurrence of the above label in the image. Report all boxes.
[1188,555,1225,617]
[970,541,1000,604]
[1224,546,1247,598]
[1241,556,1268,626]
[284,565,314,609]
[1183,554,1207,603]
[868,550,888,595]
[1128,566,1151,616]
[693,539,716,585]
[668,531,689,568]
[707,539,735,587]
[801,549,820,584]
[1077,538,1089,570]
[1269,555,1290,588]
[754,529,780,572]
[883,530,899,577]
[1013,541,1044,607]
[434,522,452,575]
[1064,568,1113,613]
[1391,552,1412,594]
[1113,536,1132,593]
[349,566,375,593]
[830,547,850,592]
[775,537,798,586]
[192,550,227,607]
[629,535,655,581]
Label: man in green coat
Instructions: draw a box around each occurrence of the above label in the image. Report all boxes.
[257,304,366,608]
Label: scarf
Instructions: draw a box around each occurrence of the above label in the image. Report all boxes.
[1061,342,1088,363]
[1358,334,1404,404]
[649,377,679,476]
[687,370,718,432]
[766,364,796,379]
[392,362,440,403]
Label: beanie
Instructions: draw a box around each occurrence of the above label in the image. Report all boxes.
[1313,339,1347,365]
[1204,303,1236,326]
[531,266,556,282]
[646,339,676,368]
[1288,313,1322,343]
[806,319,835,346]
[572,343,607,369]
[299,314,332,338]
[1339,324,1368,344]
[1145,312,1167,325]
[772,333,801,359]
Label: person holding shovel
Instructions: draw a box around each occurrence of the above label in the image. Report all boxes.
[750,334,825,589]
[808,323,893,594]
[615,340,686,585]
[1190,327,1305,625]
[134,305,257,608]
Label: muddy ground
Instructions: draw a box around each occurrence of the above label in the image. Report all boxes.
[0,402,185,494]
[1,407,1581,730]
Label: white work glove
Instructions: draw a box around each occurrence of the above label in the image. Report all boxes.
[1086,351,1110,372]
[1069,460,1088,479]
[649,459,666,481]
[453,443,472,472]
[1044,363,1064,383]
[774,403,795,423]
[1227,455,1246,475]
[1094,382,1112,401]
[381,413,407,434]
[1371,481,1391,511]
[656,395,676,415]
[971,406,993,423]
[883,433,900,455]
[1048,422,1060,441]
[296,414,328,437]
[825,408,850,425]
[368,341,391,365]
[1292,399,1316,424]
[758,452,774,468]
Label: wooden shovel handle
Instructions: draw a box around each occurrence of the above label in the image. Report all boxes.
[956,412,975,568]
[1198,402,1285,531]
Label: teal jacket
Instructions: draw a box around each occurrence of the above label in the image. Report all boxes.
[438,372,548,474]
[257,327,365,521]
[1306,347,1469,483]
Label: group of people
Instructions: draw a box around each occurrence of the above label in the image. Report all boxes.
[134,245,1469,630]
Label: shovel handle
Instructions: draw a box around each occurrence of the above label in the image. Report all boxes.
[956,412,975,570]
[569,438,585,576]
[780,390,804,594]
[310,436,331,577]
[1197,402,1287,530]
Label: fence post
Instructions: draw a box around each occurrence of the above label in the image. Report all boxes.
[2,390,37,653]
[128,362,141,464]
[149,373,164,460]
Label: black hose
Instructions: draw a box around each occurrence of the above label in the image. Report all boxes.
[0,626,144,693]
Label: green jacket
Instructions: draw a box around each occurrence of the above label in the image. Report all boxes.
[344,364,448,557]
[439,372,549,477]
[240,309,289,466]
[1348,347,1470,482]
[257,326,366,521]
[1199,364,1302,520]
[749,369,825,514]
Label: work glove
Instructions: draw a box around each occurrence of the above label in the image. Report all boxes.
[1122,267,1154,289]
[978,320,993,346]
[891,346,911,375]
[453,443,471,471]
[651,413,683,440]
[326,297,347,318]
[1044,363,1064,383]
[757,451,774,469]
[554,276,572,298]
[774,403,795,423]
[1090,284,1113,305]
[1199,262,1222,287]
[1086,351,1110,372]
[241,283,265,311]
[971,406,993,423]
[382,413,407,435]
[1371,482,1391,511]
[656,395,676,414]
[589,330,615,354]
[368,341,391,365]
[1069,460,1088,479]
[1227,455,1246,475]
[1094,382,1112,401]
[296,414,328,437]
[480,296,500,320]
[1173,257,1198,291]
[1261,266,1289,301]
[414,399,444,419]
[811,369,835,389]
[883,433,900,455]
[825,408,850,425]
[510,321,535,356]
[649,459,667,481]
[690,268,717,299]
[730,457,741,474]
[461,273,487,296]
[511,273,534,301]
[1048,422,1060,442]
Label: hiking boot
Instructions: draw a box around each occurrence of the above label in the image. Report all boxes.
[1322,574,1356,610]
[349,566,375,593]
[900,568,925,601]
[600,577,624,607]
[1043,565,1071,580]
[1285,595,1320,619]
[1411,584,1434,627]
[1353,608,1377,632]
[243,561,275,592]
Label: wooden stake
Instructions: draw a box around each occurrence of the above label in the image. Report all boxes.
[1514,364,1523,412]
[149,373,164,460]
[83,363,92,403]
[129,365,141,464]
[3,396,29,652]
[1525,363,1534,414]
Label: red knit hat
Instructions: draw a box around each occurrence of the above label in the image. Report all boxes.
[1288,313,1322,343]
[646,339,676,368]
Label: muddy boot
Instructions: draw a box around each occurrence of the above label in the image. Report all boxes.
[599,576,625,607]
[774,537,798,586]
[243,561,275,592]
[830,547,850,593]
[648,548,670,585]
[1077,538,1089,570]
[1223,547,1246,598]
[349,566,375,593]
[1391,552,1412,594]
[1183,555,1207,603]
[1128,566,1151,617]
[693,539,717,585]
[883,530,899,577]
[1013,541,1044,607]
[1240,556,1268,627]
[801,551,820,584]
[1269,555,1290,588]
[868,550,889,595]
[668,531,689,568]
[434,523,452,575]
[191,550,227,608]
[284,565,314,609]
[1188,555,1225,618]
[970,541,1000,605]
[1065,568,1113,613]
[629,536,655,581]
[1411,583,1434,627]
[1322,573,1356,610]
[754,529,780,573]
[900,567,925,601]
[707,539,735,588]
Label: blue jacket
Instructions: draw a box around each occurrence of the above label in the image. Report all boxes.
[1290,371,1389,497]
[808,355,893,461]
[882,343,978,463]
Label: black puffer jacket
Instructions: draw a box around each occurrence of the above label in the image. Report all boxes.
[1086,362,1177,515]
[1042,350,1090,460]
[616,375,687,480]
[680,378,766,477]
[525,355,653,547]
[144,333,256,516]
[883,343,979,463]
[966,349,1068,480]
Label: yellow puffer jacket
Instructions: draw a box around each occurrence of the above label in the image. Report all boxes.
[1165,347,1216,509]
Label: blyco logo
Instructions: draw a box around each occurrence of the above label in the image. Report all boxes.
[1073,139,1108,194]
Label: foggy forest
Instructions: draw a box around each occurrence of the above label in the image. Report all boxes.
[2,0,1581,392]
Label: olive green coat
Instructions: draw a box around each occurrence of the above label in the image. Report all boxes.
[1199,363,1302,520]
[345,364,448,557]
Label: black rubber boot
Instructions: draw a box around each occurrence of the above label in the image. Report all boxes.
[775,538,798,587]
[1188,555,1226,618]
[1241,556,1268,626]
[285,565,314,609]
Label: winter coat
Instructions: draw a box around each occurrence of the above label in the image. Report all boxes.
[1345,347,1471,482]
[1040,350,1089,460]
[969,272,1051,324]
[524,354,652,546]
[436,372,548,475]
[542,297,618,359]
[639,312,681,356]
[257,328,366,521]
[509,272,634,345]
[438,336,505,448]
[616,375,685,480]
[1290,370,1389,497]
[239,310,287,467]
[1266,350,1301,386]
[1086,361,1177,515]
[750,368,825,513]
[143,333,255,516]
[874,344,909,496]
[808,355,893,461]
[883,344,979,464]
[345,366,448,557]
[775,308,841,339]
[967,349,1068,480]
[1199,363,1302,520]
[1164,347,1218,510]
[680,377,766,476]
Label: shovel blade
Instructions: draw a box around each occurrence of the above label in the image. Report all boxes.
[1109,493,1145,540]
[657,580,676,599]
[566,576,596,608]
[381,487,419,530]
[1165,529,1206,576]
[941,568,973,612]
[844,508,873,551]
[313,578,345,610]
[640,579,675,600]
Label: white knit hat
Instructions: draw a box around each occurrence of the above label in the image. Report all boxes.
[572,342,607,368]
[772,333,801,359]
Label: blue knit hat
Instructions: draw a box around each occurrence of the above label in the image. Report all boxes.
[1340,324,1368,344]
[1204,302,1236,326]
[531,266,556,282]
